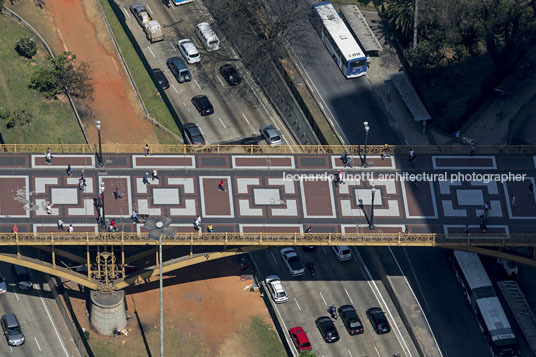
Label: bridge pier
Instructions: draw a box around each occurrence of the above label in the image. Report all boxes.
[89,290,126,335]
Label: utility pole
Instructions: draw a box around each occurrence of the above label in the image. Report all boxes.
[413,0,419,50]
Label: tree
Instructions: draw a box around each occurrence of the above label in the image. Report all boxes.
[383,0,415,45]
[15,37,37,59]
[29,51,93,100]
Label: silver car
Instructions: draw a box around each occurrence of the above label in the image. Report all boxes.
[1,314,24,346]
[265,275,288,303]
[178,39,200,64]
[260,125,282,145]
[0,274,6,294]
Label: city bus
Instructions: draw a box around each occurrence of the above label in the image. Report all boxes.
[312,2,367,78]
[451,251,520,357]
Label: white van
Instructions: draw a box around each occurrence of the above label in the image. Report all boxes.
[195,22,220,51]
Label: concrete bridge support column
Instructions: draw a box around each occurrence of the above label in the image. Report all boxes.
[89,290,126,335]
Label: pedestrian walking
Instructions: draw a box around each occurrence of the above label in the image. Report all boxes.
[144,144,150,157]
[483,209,489,220]
[409,149,416,167]
[131,210,140,223]
[143,172,149,185]
[152,169,159,181]
[79,175,87,190]
[483,202,489,211]
[529,183,534,197]
[455,130,461,143]
[381,146,391,160]
[68,224,74,233]
[218,179,227,192]
[58,219,64,230]
[464,224,469,234]
[194,215,202,230]
[334,173,340,187]
[45,151,52,165]
[12,225,18,233]
[110,219,117,231]
[470,141,476,156]
[511,194,517,207]
[410,178,418,190]
[480,223,487,233]
[340,152,352,168]
[306,227,312,233]
[207,224,214,233]
[66,164,73,176]
[114,187,121,200]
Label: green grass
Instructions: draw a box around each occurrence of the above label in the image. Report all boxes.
[0,15,85,144]
[98,0,181,139]
[243,315,286,357]
[91,340,120,357]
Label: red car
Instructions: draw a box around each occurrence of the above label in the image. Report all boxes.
[289,326,312,352]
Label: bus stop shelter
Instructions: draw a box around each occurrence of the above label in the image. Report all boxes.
[340,5,382,56]
[390,71,432,133]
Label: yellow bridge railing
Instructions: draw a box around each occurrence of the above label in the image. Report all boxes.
[2,232,534,247]
[2,144,536,155]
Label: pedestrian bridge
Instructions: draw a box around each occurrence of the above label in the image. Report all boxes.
[1,144,536,291]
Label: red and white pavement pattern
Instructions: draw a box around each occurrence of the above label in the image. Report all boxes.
[0,153,534,235]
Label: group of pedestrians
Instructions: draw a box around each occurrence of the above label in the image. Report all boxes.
[57,219,74,233]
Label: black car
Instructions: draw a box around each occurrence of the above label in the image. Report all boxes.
[302,246,317,251]
[219,64,241,86]
[161,0,170,7]
[152,68,169,90]
[338,305,364,335]
[366,307,391,334]
[191,95,214,116]
[184,123,206,145]
[315,316,339,343]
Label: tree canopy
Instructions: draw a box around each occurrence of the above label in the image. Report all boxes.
[29,51,93,100]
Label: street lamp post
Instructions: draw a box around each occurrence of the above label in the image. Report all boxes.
[99,181,107,230]
[155,222,164,357]
[362,122,370,167]
[369,183,376,230]
[96,120,103,167]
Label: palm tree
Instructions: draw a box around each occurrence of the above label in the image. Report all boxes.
[383,0,415,45]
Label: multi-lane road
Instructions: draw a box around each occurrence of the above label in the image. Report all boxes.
[0,261,78,356]
[116,0,294,145]
[253,246,419,357]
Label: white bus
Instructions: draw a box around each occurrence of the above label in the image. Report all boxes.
[312,1,367,78]
[452,251,520,357]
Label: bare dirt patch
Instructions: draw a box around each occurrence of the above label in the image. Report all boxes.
[67,257,282,356]
[10,0,159,144]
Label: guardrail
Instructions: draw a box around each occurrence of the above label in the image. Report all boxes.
[1,232,534,247]
[2,143,536,154]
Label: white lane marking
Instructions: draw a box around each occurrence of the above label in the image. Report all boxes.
[14,292,19,302]
[249,255,298,356]
[241,113,251,125]
[36,281,70,356]
[348,350,353,356]
[217,76,225,86]
[122,7,131,19]
[294,297,301,311]
[394,247,443,356]
[57,29,68,52]
[186,107,191,113]
[352,249,413,357]
[344,288,354,304]
[218,117,227,129]
[147,47,156,58]
[319,291,327,306]
[169,41,176,51]
[35,337,42,352]
[111,57,118,72]
[172,84,178,94]
[270,251,278,264]
[194,80,202,90]
[146,4,153,13]
[375,346,380,356]
[321,246,328,255]
[8,346,12,352]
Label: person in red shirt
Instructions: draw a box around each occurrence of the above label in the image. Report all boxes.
[12,225,18,233]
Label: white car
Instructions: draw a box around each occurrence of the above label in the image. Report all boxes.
[0,274,6,294]
[280,248,304,277]
[265,275,288,303]
[332,245,352,261]
[178,39,200,64]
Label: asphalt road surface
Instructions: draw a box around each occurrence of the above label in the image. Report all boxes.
[116,0,292,145]
[252,246,419,357]
[0,262,76,357]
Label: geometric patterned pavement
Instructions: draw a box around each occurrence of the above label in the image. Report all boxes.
[1,152,535,237]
